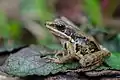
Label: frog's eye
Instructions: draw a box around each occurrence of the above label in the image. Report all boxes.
[55,24,66,31]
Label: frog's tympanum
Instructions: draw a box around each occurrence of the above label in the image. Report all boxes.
[45,18,111,71]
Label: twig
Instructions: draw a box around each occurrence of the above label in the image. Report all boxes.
[85,70,120,77]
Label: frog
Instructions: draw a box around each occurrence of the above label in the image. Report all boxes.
[45,18,111,71]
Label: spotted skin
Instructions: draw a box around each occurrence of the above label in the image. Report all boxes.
[45,18,111,71]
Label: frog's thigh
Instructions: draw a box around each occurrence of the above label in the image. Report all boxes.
[92,50,110,58]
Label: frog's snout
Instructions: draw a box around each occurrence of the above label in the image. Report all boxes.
[45,22,55,27]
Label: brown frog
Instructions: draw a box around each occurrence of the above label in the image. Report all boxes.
[45,18,111,71]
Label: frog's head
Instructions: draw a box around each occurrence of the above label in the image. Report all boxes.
[45,19,66,33]
[45,19,74,42]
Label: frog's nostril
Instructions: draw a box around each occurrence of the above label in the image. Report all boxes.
[45,22,53,26]
[45,22,49,26]
[45,23,55,27]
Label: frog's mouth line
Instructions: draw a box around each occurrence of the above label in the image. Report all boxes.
[45,22,74,42]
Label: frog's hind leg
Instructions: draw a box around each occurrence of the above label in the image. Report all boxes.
[67,62,101,72]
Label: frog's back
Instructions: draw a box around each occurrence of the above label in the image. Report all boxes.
[53,18,101,54]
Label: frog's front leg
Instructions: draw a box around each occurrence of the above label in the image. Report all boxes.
[57,41,83,63]
[44,50,67,63]
[54,50,66,59]
[47,41,77,63]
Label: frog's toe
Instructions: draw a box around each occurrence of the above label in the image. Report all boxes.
[52,59,63,63]
[44,57,62,63]
[43,57,55,62]
[55,51,66,58]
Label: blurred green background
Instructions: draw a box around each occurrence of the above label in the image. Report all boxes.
[0,0,120,52]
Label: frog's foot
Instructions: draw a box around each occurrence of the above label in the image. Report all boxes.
[44,55,67,63]
[54,50,66,58]
[67,63,101,72]
[44,52,74,64]
[43,56,61,63]
[49,58,64,63]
